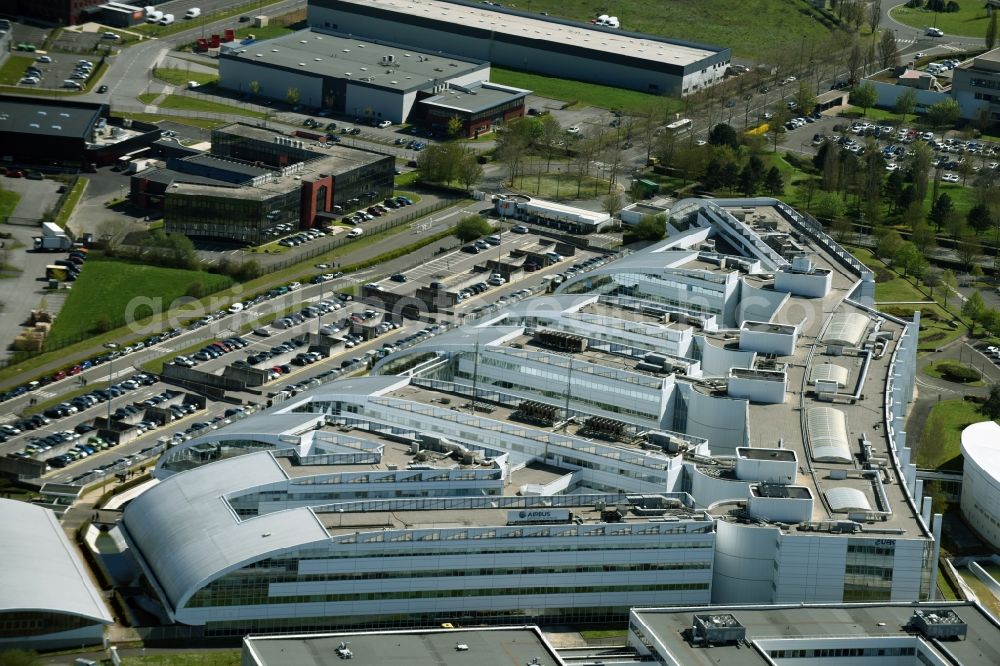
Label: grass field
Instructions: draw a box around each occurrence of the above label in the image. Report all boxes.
[490,66,681,113]
[154,65,218,87]
[849,245,967,351]
[518,0,833,59]
[0,55,34,85]
[918,399,994,470]
[0,188,22,219]
[890,5,991,38]
[111,111,226,130]
[156,94,265,117]
[53,179,87,228]
[923,361,985,387]
[138,93,265,118]
[119,652,240,666]
[45,261,233,348]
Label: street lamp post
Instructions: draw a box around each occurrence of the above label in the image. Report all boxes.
[104,342,118,423]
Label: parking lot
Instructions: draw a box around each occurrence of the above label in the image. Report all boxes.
[0,221,611,481]
[12,51,102,91]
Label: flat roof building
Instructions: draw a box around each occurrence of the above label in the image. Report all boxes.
[0,499,113,650]
[308,0,731,95]
[628,602,1000,666]
[0,95,161,168]
[219,28,525,128]
[132,123,393,244]
[242,626,565,666]
[124,197,932,635]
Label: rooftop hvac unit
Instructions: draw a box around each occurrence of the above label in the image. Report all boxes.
[908,609,968,640]
[584,416,627,438]
[790,255,814,273]
[647,430,683,452]
[692,614,746,645]
[534,329,587,352]
[516,400,561,425]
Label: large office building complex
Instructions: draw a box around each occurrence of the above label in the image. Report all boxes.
[122,197,934,635]
[133,123,393,244]
[307,0,731,96]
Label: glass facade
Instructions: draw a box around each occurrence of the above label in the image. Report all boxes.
[165,187,299,245]
[842,539,895,601]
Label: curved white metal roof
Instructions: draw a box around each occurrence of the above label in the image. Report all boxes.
[825,487,872,513]
[821,312,870,348]
[123,452,330,614]
[0,499,112,624]
[809,363,849,388]
[807,407,853,463]
[960,421,1000,483]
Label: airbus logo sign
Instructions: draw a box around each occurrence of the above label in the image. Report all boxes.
[507,508,570,523]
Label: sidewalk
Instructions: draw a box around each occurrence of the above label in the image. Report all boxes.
[0,198,473,394]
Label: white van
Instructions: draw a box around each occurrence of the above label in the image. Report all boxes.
[146,9,163,22]
[159,13,175,25]
[347,228,363,238]
[185,7,201,19]
[228,302,244,314]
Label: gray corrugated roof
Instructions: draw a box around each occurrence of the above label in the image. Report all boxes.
[0,499,112,623]
[123,452,330,612]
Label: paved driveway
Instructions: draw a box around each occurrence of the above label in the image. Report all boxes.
[0,178,72,361]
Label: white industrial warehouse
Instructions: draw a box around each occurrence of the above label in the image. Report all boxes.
[116,196,934,635]
[307,0,731,95]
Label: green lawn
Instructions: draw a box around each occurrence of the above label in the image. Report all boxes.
[848,245,966,351]
[138,93,265,118]
[890,5,992,38]
[112,111,226,130]
[520,0,832,59]
[154,65,218,87]
[234,22,299,41]
[120,652,240,666]
[45,261,233,349]
[918,399,995,470]
[394,171,420,188]
[0,188,22,219]
[490,66,681,114]
[923,361,985,387]
[53,179,88,228]
[0,55,34,85]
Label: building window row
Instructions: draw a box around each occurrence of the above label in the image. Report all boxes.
[768,646,916,659]
[297,560,712,582]
[187,581,710,608]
